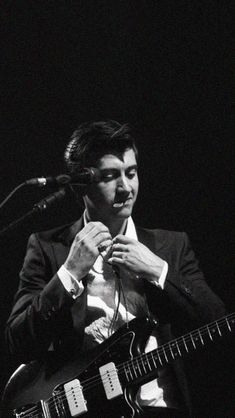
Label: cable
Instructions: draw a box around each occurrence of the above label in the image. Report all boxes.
[0,182,26,210]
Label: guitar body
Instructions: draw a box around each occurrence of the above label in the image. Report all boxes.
[2,317,156,418]
[3,312,234,418]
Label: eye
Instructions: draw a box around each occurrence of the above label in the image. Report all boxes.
[101,171,118,182]
[102,175,114,182]
[126,169,137,179]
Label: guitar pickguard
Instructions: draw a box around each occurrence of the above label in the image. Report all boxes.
[2,317,155,418]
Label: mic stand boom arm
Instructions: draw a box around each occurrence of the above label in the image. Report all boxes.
[0,188,66,239]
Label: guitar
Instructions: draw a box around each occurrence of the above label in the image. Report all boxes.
[2,313,234,418]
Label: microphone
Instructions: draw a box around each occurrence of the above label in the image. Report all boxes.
[34,188,67,211]
[25,168,100,187]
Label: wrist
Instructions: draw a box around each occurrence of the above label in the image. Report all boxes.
[147,262,164,281]
[63,262,82,282]
[146,261,168,289]
[58,265,85,298]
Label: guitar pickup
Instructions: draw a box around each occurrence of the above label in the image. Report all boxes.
[64,379,87,417]
[99,362,123,400]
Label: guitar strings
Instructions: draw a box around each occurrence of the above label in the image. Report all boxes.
[26,313,234,416]
[74,313,235,394]
[44,313,235,413]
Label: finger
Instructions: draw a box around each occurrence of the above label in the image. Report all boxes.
[78,222,96,236]
[91,227,112,244]
[109,251,130,262]
[97,239,113,254]
[93,232,112,247]
[108,256,126,265]
[75,224,97,244]
[89,221,110,235]
[111,251,129,259]
[112,243,129,252]
[112,234,132,244]
[76,221,110,241]
[77,229,111,249]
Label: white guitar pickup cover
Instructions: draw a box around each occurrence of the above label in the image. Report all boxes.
[64,379,87,417]
[99,362,123,400]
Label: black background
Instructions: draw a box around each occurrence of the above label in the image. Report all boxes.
[0,1,234,416]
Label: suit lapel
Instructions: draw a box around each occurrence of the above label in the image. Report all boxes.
[62,217,84,245]
[51,217,84,271]
[136,226,165,253]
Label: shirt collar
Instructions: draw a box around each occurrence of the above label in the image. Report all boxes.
[83,210,137,241]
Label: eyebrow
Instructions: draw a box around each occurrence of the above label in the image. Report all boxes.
[100,164,138,172]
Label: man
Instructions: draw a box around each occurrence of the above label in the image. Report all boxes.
[6,120,226,417]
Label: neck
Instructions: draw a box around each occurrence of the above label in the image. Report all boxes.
[84,210,128,237]
[106,218,128,237]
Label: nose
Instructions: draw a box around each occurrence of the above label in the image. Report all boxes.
[117,174,132,193]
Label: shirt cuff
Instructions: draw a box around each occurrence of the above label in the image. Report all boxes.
[57,264,84,299]
[150,261,168,290]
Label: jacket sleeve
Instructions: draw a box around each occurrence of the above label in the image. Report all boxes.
[5,233,84,362]
[146,232,226,332]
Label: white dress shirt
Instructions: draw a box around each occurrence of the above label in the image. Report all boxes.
[58,215,180,408]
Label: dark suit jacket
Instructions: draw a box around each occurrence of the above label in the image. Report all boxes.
[5,217,226,414]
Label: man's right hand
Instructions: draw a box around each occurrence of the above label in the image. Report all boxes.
[64,222,112,281]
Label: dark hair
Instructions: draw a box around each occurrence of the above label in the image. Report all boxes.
[64,120,138,174]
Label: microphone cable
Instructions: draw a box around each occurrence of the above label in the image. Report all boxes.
[0,182,26,210]
[108,266,130,338]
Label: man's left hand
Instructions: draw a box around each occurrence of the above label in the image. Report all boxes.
[108,235,166,283]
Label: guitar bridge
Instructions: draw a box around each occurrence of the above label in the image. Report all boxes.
[14,401,49,417]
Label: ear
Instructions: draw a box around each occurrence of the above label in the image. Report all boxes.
[68,183,88,198]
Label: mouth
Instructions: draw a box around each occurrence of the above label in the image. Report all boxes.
[113,197,132,208]
[113,202,125,208]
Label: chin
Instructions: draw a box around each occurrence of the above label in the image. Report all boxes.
[115,208,133,218]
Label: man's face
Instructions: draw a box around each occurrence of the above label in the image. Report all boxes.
[83,148,139,224]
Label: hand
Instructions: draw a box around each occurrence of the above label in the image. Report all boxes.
[64,222,112,281]
[108,235,165,283]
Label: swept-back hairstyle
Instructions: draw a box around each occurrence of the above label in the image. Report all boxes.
[64,120,138,174]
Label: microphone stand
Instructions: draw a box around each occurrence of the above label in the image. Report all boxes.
[0,188,66,239]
